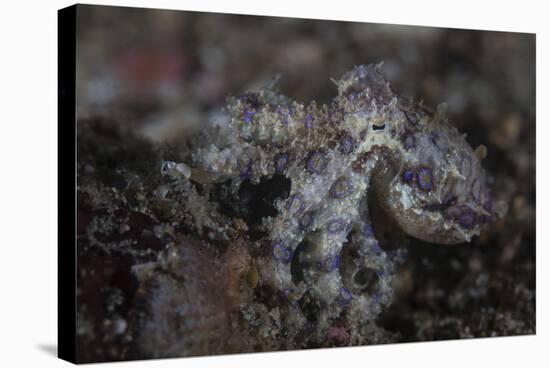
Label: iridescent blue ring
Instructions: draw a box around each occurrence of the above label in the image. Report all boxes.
[330,177,353,198]
[306,151,328,174]
[299,212,314,229]
[287,194,304,215]
[271,241,293,263]
[327,219,347,234]
[416,167,433,192]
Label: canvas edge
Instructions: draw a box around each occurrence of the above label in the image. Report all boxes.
[58,3,77,364]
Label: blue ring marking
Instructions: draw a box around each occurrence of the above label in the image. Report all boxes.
[327,218,347,234]
[271,241,293,263]
[287,194,304,215]
[330,177,353,198]
[306,151,328,174]
[299,211,314,230]
[416,167,433,191]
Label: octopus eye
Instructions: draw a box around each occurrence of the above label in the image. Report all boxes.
[416,167,433,192]
[306,151,328,174]
[274,153,289,173]
[372,122,386,131]
[330,177,353,198]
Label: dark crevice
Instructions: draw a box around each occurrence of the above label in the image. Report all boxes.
[237,174,291,226]
[353,267,379,294]
[338,225,363,293]
[298,291,322,323]
[213,175,291,236]
[367,186,409,253]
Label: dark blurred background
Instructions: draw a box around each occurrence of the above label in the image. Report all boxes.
[75,4,535,360]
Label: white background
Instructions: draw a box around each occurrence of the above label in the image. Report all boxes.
[0,0,546,366]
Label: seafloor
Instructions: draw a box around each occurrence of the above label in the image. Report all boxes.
[74,5,535,363]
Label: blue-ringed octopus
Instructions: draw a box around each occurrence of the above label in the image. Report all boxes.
[163,64,499,341]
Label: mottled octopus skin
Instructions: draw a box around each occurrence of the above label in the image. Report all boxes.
[186,64,495,338]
